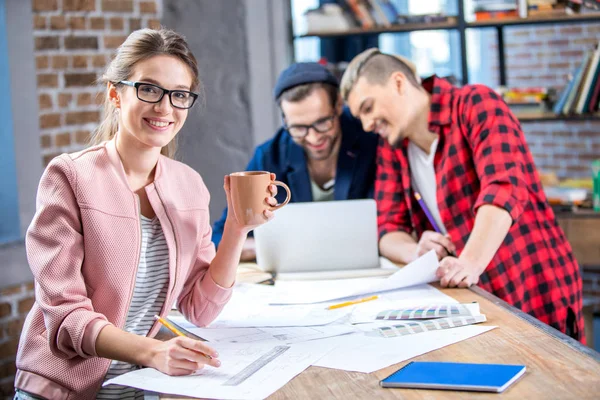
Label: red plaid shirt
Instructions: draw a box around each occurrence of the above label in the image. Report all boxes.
[376,76,584,340]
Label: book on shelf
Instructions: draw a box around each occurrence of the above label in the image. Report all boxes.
[554,42,600,115]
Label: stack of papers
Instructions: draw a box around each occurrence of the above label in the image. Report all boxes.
[104,251,496,399]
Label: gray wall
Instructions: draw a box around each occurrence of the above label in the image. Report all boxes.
[163,0,291,223]
[0,0,41,287]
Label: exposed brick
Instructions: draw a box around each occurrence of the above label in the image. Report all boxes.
[37,73,58,88]
[38,93,53,109]
[559,26,583,35]
[55,132,71,147]
[17,297,34,314]
[32,0,58,12]
[25,282,34,291]
[63,0,95,11]
[579,131,599,138]
[75,130,90,144]
[559,50,584,58]
[90,17,105,30]
[91,54,106,68]
[43,153,60,166]
[0,285,22,296]
[65,73,97,87]
[95,91,105,105]
[64,36,98,50]
[552,131,574,138]
[51,55,69,69]
[573,38,598,46]
[66,111,100,125]
[6,318,25,337]
[39,113,61,129]
[104,35,127,49]
[147,19,161,30]
[72,55,88,68]
[534,28,555,36]
[40,134,52,148]
[36,55,49,70]
[140,1,157,14]
[588,26,600,34]
[0,359,17,379]
[0,303,11,318]
[548,63,570,70]
[548,39,569,47]
[77,92,92,106]
[110,17,124,30]
[35,36,59,50]
[129,18,141,31]
[33,15,46,29]
[102,0,133,12]
[0,338,19,359]
[58,93,73,108]
[69,16,86,30]
[49,15,67,30]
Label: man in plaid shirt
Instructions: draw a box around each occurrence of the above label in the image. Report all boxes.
[341,48,584,341]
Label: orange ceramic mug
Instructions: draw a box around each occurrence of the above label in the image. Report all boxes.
[229,171,291,225]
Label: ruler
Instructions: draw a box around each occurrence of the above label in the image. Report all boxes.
[223,346,290,386]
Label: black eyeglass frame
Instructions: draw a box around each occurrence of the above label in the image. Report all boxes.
[119,80,199,109]
[283,114,337,139]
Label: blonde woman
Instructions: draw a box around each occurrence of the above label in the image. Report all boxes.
[15,28,277,400]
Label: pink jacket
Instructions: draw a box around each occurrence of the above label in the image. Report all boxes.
[15,139,232,399]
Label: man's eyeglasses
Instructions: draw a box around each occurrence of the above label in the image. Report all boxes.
[284,115,336,139]
[119,81,198,109]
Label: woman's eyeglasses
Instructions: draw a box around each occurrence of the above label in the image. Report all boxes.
[119,81,198,109]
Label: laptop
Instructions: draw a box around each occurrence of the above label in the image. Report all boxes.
[253,199,397,280]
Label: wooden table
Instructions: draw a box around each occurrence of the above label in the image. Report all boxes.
[160,285,600,399]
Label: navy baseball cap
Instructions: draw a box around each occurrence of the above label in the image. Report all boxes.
[273,62,339,101]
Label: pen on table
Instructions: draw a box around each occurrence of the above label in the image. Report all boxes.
[154,315,213,360]
[327,295,379,310]
[414,192,457,257]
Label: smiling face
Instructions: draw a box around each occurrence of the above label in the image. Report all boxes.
[109,54,194,151]
[347,72,416,148]
[281,87,342,161]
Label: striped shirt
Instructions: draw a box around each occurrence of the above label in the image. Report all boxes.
[97,215,170,400]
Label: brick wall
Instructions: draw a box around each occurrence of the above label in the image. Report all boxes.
[0,283,35,398]
[33,0,163,167]
[486,22,600,179]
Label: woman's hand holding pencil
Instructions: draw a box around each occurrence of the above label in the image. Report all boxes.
[150,315,221,376]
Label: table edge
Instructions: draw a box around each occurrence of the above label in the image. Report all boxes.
[470,285,600,363]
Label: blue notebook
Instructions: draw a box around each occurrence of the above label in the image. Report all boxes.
[380,361,526,393]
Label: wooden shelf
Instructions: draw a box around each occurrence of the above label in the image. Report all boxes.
[295,13,600,39]
[515,111,600,122]
[296,20,458,38]
[467,12,600,28]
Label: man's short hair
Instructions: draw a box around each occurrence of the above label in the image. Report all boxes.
[340,48,421,101]
[277,82,338,111]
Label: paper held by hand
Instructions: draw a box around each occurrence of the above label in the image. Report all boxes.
[270,250,440,305]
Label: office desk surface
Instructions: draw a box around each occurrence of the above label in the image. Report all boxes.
[160,285,600,399]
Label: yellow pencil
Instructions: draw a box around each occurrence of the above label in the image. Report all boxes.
[327,295,379,310]
[154,315,213,359]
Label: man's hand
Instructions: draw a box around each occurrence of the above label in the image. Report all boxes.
[416,231,456,260]
[240,238,256,262]
[437,257,485,288]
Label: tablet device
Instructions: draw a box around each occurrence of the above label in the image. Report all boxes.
[380,361,526,393]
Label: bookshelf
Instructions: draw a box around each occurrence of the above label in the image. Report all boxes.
[298,12,600,38]
[296,2,600,87]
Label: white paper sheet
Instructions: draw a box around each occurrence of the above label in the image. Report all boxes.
[313,325,496,373]
[104,341,333,400]
[270,250,439,305]
[204,285,349,328]
[169,315,356,344]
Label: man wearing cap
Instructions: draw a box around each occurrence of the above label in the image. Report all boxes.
[212,62,379,261]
